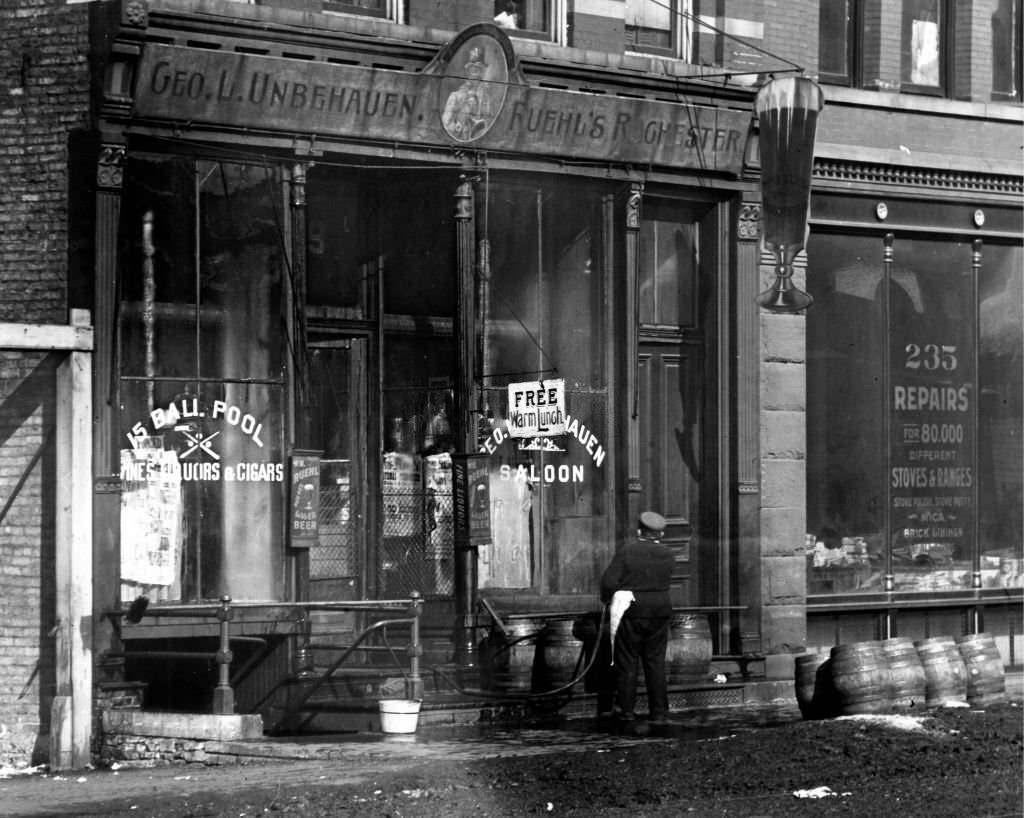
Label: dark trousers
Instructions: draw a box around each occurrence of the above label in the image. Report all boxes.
[613,612,670,718]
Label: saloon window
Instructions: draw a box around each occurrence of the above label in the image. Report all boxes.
[116,155,286,604]
[480,175,610,592]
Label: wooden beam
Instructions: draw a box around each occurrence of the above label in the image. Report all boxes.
[47,310,95,770]
[51,346,93,769]
[0,321,93,352]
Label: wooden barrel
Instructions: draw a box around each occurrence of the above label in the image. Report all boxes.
[830,641,891,714]
[487,619,542,693]
[794,652,836,720]
[881,636,927,710]
[955,632,1006,706]
[538,619,585,692]
[914,636,967,706]
[666,613,713,684]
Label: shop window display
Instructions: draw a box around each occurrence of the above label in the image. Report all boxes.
[807,233,1022,596]
[117,156,286,603]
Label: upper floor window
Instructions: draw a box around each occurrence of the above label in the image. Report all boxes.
[992,0,1023,101]
[625,0,694,61]
[818,0,951,96]
[899,0,947,95]
[323,0,395,20]
[818,0,856,85]
[494,0,553,40]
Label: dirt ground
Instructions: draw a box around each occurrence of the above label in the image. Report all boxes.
[2,702,1021,817]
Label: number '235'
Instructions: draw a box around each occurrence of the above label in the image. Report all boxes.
[905,343,958,371]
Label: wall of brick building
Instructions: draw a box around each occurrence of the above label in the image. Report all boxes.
[0,0,90,769]
[762,0,818,77]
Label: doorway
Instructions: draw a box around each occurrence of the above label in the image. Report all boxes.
[305,335,369,601]
[634,198,711,607]
[637,340,702,606]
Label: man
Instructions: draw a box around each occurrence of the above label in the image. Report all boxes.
[600,511,674,726]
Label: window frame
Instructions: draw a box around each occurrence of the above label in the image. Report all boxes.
[493,0,562,43]
[624,0,695,62]
[818,0,860,87]
[991,0,1023,102]
[898,0,951,97]
[321,0,401,23]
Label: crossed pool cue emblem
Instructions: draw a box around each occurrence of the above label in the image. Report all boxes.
[178,428,221,460]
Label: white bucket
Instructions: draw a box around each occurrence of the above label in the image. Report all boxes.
[378,699,421,734]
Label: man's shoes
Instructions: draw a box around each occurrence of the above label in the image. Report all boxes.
[648,713,672,726]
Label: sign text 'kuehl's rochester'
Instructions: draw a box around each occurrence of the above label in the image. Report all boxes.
[132,36,750,174]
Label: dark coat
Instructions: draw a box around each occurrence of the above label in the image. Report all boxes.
[599,539,674,617]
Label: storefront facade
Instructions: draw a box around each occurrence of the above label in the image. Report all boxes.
[91,2,781,709]
[87,0,1022,693]
[804,89,1023,655]
[2,0,1019,768]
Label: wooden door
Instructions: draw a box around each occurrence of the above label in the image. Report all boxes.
[638,340,702,606]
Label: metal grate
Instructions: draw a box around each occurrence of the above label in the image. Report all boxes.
[379,452,454,599]
[310,459,358,598]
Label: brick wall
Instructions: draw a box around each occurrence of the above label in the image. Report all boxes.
[955,0,999,101]
[762,0,817,77]
[569,0,624,53]
[0,0,89,769]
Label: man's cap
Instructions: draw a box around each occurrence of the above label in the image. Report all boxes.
[638,511,667,534]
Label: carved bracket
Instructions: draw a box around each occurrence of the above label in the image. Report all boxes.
[737,203,761,241]
[97,144,126,190]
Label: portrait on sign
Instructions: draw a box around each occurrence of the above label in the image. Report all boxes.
[440,35,508,143]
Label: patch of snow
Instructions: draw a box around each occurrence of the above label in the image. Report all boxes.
[835,714,930,731]
[0,764,46,779]
[794,785,839,798]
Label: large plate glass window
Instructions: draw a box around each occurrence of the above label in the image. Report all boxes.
[117,155,286,604]
[479,175,609,593]
[806,232,1022,596]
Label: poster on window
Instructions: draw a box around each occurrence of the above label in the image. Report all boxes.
[452,453,492,547]
[889,277,975,591]
[119,444,182,587]
[290,450,321,548]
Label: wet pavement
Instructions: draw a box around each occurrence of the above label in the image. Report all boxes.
[3,676,1021,817]
[0,704,803,816]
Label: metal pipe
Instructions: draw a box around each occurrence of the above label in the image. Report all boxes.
[213,595,235,715]
[407,591,424,700]
[970,239,984,634]
[453,176,479,683]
